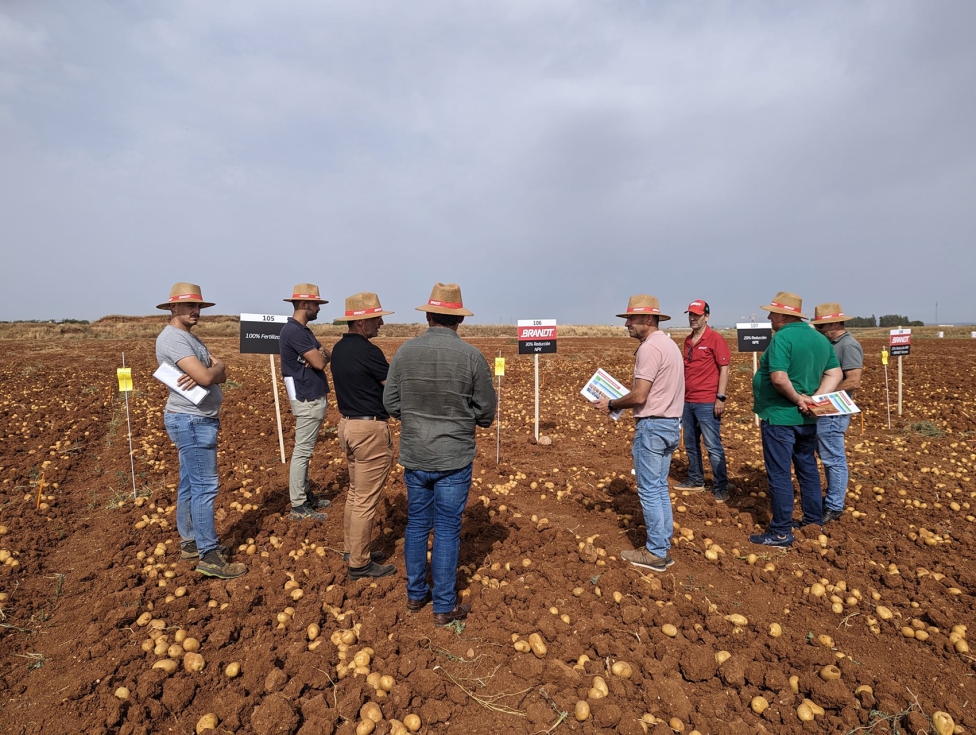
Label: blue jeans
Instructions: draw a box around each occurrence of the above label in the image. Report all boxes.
[404,464,472,614]
[164,413,221,555]
[682,402,728,491]
[817,414,852,512]
[632,418,680,558]
[761,421,822,534]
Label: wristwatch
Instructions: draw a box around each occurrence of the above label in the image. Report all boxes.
[608,399,615,411]
[716,394,727,401]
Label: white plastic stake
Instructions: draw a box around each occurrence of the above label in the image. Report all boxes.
[534,353,540,441]
[496,351,502,465]
[122,353,138,499]
[270,354,286,463]
[753,352,760,427]
[897,355,903,417]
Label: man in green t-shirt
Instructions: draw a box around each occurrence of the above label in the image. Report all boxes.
[750,292,841,548]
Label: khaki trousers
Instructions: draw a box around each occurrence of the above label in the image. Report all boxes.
[288,397,327,507]
[339,418,395,568]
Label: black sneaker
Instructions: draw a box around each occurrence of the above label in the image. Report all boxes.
[196,550,247,579]
[749,530,795,548]
[673,480,705,491]
[713,488,730,503]
[342,550,387,563]
[348,561,396,580]
[305,492,331,510]
[289,504,326,521]
[822,508,844,523]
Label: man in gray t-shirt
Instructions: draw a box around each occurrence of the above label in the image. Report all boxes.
[155,282,245,580]
[812,302,864,523]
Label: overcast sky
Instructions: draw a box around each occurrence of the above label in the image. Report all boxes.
[2,2,973,326]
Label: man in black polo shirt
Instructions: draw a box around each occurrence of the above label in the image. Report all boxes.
[330,292,397,579]
[280,283,332,521]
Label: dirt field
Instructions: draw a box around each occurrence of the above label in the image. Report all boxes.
[1,334,974,735]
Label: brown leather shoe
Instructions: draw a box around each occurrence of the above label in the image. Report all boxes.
[433,603,471,627]
[406,594,431,613]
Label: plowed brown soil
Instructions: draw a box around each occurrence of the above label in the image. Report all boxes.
[1,335,974,735]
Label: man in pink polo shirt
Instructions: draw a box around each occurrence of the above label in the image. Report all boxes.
[595,294,684,573]
[675,300,732,502]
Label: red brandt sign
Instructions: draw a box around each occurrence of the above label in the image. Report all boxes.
[889,328,912,356]
[517,319,558,354]
[517,326,557,340]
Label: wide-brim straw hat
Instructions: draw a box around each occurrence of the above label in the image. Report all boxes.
[156,282,215,310]
[416,282,474,316]
[284,283,329,304]
[616,294,671,321]
[761,291,808,319]
[811,302,847,324]
[335,292,395,322]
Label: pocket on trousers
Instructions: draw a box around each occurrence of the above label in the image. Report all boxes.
[191,418,219,449]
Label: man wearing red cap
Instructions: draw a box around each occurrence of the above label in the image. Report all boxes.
[676,300,731,502]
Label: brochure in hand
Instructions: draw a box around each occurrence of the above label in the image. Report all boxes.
[808,390,859,417]
[153,362,210,406]
[580,368,627,421]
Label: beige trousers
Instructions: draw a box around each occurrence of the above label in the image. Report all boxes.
[339,418,395,568]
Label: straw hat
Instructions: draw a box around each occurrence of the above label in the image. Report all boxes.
[335,292,395,322]
[416,283,473,316]
[156,282,215,310]
[811,302,847,325]
[616,294,671,321]
[761,292,808,319]
[283,284,329,304]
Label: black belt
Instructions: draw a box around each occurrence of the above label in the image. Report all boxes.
[342,415,387,421]
[636,415,678,422]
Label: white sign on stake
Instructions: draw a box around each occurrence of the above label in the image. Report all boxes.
[518,320,556,441]
[240,313,290,463]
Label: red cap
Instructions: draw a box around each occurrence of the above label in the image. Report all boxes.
[686,300,708,316]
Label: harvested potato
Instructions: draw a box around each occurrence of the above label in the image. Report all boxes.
[152,659,178,674]
[196,713,219,734]
[403,713,421,732]
[575,700,590,721]
[528,633,547,658]
[184,652,205,673]
[225,662,241,678]
[611,661,633,679]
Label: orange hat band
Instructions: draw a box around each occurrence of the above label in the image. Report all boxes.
[292,293,320,300]
[770,301,801,313]
[817,311,844,320]
[346,306,385,317]
[168,293,203,302]
[628,306,660,314]
[428,299,463,309]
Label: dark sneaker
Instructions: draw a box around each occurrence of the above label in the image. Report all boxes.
[433,603,472,627]
[673,480,705,491]
[289,504,326,521]
[406,594,432,613]
[196,550,246,579]
[348,561,397,580]
[822,508,843,523]
[713,488,730,503]
[621,547,675,572]
[342,551,387,563]
[305,493,331,510]
[180,542,229,561]
[749,530,795,548]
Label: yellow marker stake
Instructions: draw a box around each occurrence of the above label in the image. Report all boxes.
[117,367,133,392]
[881,349,888,366]
[494,357,506,376]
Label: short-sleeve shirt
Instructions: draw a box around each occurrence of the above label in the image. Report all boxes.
[279,318,330,402]
[752,321,839,425]
[683,326,731,403]
[330,333,390,419]
[830,331,864,397]
[633,330,684,418]
[155,325,223,418]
